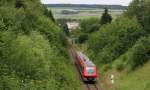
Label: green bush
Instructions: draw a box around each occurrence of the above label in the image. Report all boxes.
[114,36,150,71]
[126,0,150,33]
[88,17,145,65]
[0,75,21,90]
[130,36,150,69]
[8,32,51,80]
[0,0,81,90]
[78,33,88,43]
[80,17,100,33]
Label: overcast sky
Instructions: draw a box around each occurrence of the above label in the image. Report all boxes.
[41,0,133,6]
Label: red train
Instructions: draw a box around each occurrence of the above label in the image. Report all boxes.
[75,51,97,81]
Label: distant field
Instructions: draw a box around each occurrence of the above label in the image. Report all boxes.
[48,7,125,19]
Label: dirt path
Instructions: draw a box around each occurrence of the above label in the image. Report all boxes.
[69,48,102,90]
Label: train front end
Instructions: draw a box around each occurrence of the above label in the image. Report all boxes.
[84,66,97,81]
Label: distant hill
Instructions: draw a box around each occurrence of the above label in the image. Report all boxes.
[45,4,127,10]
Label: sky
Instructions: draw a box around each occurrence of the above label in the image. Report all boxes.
[41,0,133,6]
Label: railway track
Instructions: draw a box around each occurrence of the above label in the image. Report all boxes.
[70,48,100,90]
[86,83,99,90]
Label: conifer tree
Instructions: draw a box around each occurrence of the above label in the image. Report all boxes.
[100,8,112,25]
[48,10,55,22]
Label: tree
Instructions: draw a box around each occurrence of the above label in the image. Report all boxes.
[63,23,70,36]
[15,0,24,8]
[126,0,145,18]
[89,24,100,33]
[88,17,144,64]
[100,8,112,25]
[0,0,81,89]
[131,36,150,69]
[44,8,55,22]
[78,33,88,43]
[80,17,100,33]
[48,10,55,22]
[126,0,150,33]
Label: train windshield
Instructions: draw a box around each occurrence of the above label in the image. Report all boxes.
[86,67,95,74]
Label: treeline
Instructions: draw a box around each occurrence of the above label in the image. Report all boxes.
[75,0,150,72]
[0,0,80,90]
[46,4,127,10]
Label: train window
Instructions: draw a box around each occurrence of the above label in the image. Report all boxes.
[86,67,94,74]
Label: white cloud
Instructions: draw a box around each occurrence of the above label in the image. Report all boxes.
[41,0,133,6]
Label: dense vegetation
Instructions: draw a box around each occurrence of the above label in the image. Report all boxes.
[0,0,80,90]
[100,8,112,25]
[75,0,150,72]
[72,0,150,90]
[87,0,150,70]
[72,8,113,44]
[71,17,100,44]
[88,17,145,70]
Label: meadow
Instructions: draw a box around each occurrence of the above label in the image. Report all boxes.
[48,7,125,19]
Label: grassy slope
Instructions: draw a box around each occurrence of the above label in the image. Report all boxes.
[76,42,150,90]
[116,61,150,90]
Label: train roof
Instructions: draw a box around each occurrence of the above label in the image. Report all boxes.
[78,52,95,67]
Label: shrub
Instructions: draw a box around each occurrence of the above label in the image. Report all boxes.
[7,32,51,80]
[126,0,150,33]
[88,17,145,64]
[114,36,150,71]
[80,17,100,33]
[0,0,81,89]
[130,36,150,69]
[78,33,88,43]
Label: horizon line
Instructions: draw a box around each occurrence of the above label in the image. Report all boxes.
[44,3,128,6]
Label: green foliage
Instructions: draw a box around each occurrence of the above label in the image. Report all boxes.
[126,0,150,33]
[63,23,70,36]
[78,33,88,43]
[47,10,55,22]
[73,17,100,44]
[130,37,150,69]
[115,36,150,70]
[80,17,100,33]
[80,1,150,90]
[0,75,21,90]
[8,32,51,80]
[0,0,80,90]
[43,6,55,22]
[88,17,144,65]
[100,8,112,25]
[109,0,150,71]
[76,0,150,72]
[15,0,24,8]
[0,0,15,7]
[89,23,101,33]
